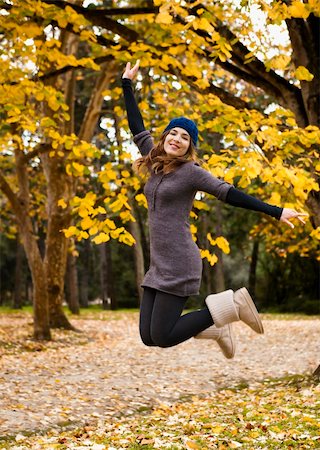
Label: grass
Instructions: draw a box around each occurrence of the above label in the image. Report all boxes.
[0,304,140,319]
[0,374,318,449]
[0,305,319,319]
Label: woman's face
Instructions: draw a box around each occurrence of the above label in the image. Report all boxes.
[163,127,191,157]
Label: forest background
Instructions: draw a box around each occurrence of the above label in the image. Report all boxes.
[0,0,319,342]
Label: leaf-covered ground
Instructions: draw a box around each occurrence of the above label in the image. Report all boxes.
[0,310,319,449]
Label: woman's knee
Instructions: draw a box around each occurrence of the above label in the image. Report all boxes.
[139,327,155,347]
[150,328,171,348]
[140,325,170,347]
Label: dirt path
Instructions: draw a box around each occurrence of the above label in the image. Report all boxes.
[0,313,319,437]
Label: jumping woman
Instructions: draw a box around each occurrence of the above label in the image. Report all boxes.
[121,61,306,359]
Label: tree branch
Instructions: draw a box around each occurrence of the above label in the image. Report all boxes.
[0,170,24,222]
[177,70,254,110]
[42,1,159,17]
[22,143,52,162]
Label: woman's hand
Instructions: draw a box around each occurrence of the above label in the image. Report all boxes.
[122,60,140,80]
[280,208,308,228]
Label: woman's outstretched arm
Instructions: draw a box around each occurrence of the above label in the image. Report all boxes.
[226,187,307,227]
[122,61,145,136]
[226,187,283,219]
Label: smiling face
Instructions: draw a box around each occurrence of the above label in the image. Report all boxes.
[163,127,191,157]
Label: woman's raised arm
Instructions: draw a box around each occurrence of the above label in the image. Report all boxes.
[121,61,146,136]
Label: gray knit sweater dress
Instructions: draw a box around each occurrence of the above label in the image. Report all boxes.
[133,130,232,298]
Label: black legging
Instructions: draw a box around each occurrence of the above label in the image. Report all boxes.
[139,287,214,348]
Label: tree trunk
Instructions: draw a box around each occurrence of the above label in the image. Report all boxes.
[0,154,51,340]
[66,252,80,314]
[19,230,51,340]
[99,242,114,310]
[45,222,74,328]
[13,237,24,309]
[79,240,90,307]
[248,240,259,298]
[39,22,79,329]
[78,60,117,141]
[42,153,75,329]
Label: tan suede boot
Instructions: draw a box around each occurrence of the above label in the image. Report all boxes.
[195,323,236,359]
[205,288,264,334]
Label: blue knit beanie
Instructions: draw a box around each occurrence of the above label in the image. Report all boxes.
[164,117,198,146]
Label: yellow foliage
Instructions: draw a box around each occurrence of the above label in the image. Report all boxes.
[193,200,210,211]
[155,10,172,25]
[190,224,197,242]
[72,162,85,175]
[267,55,291,71]
[268,192,281,206]
[57,199,67,209]
[92,233,110,244]
[294,66,314,81]
[215,236,230,254]
[207,234,230,254]
[118,231,136,246]
[63,226,78,238]
[192,17,215,33]
[88,226,99,236]
[103,219,117,231]
[81,216,94,230]
[135,193,148,209]
[200,249,218,266]
[109,194,130,213]
[289,1,310,18]
[310,227,320,240]
[120,211,135,222]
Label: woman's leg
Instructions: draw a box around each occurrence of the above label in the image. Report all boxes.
[139,287,157,346]
[150,290,214,348]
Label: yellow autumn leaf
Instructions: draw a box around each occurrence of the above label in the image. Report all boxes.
[89,226,98,236]
[286,117,297,127]
[310,227,320,240]
[200,249,218,266]
[81,216,94,230]
[72,162,85,175]
[119,231,136,246]
[215,236,230,254]
[110,228,123,239]
[92,232,110,244]
[211,425,224,433]
[135,193,147,209]
[120,211,135,222]
[207,232,216,246]
[103,219,117,230]
[186,440,200,449]
[294,66,314,81]
[268,192,281,206]
[289,1,310,18]
[193,200,210,211]
[57,199,67,209]
[194,17,214,33]
[97,206,106,214]
[63,226,78,238]
[78,206,89,218]
[155,11,172,24]
[268,54,291,70]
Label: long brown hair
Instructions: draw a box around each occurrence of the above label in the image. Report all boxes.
[133,131,199,176]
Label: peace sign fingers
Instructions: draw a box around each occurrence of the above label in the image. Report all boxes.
[280,208,308,228]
